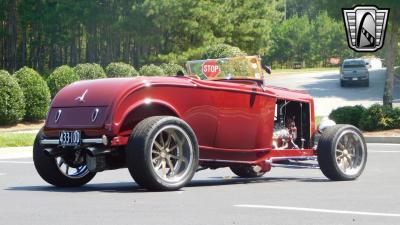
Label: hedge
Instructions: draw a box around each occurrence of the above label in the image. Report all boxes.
[359,104,400,131]
[14,67,51,121]
[47,65,80,97]
[329,105,366,128]
[139,64,164,76]
[0,72,25,125]
[202,44,246,59]
[74,63,106,80]
[106,62,139,77]
[329,104,400,131]
[160,63,186,76]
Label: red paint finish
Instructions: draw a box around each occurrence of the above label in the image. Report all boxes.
[45,76,317,166]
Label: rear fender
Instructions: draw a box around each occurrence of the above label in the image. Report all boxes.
[113,99,180,135]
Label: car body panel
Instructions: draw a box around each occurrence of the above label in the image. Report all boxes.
[44,76,316,164]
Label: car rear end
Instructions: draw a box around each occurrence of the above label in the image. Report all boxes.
[340,59,369,87]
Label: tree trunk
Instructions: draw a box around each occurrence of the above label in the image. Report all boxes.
[383,8,400,107]
[123,33,130,63]
[21,26,27,67]
[5,0,17,72]
[86,23,96,63]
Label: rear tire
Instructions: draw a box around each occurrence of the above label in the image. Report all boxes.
[317,125,367,181]
[33,129,96,187]
[230,165,266,178]
[126,116,199,191]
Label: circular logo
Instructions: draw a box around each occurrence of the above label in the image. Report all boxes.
[201,60,221,78]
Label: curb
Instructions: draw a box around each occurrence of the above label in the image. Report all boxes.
[365,136,400,144]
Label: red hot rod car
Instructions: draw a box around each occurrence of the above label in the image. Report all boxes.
[34,57,367,191]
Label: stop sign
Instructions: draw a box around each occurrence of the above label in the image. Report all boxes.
[201,60,221,78]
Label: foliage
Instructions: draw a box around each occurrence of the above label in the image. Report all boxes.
[47,65,80,97]
[160,63,185,76]
[202,44,246,59]
[73,63,106,80]
[14,67,51,121]
[0,73,25,125]
[139,64,164,76]
[329,105,366,128]
[0,70,10,77]
[359,104,400,131]
[105,62,139,78]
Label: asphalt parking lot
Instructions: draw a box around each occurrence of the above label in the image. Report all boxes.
[0,143,399,225]
[266,69,400,116]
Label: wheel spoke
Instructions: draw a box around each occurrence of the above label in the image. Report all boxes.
[152,156,161,164]
[57,158,64,167]
[152,149,160,155]
[159,132,165,148]
[154,141,163,151]
[337,142,345,150]
[165,132,172,148]
[65,165,69,175]
[161,160,167,177]
[166,157,175,176]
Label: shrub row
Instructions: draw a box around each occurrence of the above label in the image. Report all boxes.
[329,104,400,131]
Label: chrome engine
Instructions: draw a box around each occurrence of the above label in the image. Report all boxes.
[272,117,299,150]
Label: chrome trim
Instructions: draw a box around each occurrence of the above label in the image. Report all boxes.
[55,109,62,123]
[91,108,99,122]
[41,138,105,145]
[41,139,60,145]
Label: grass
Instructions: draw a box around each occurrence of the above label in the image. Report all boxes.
[0,133,36,147]
[272,67,339,74]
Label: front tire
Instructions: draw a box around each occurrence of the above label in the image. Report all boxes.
[33,129,96,187]
[126,116,199,191]
[317,125,367,181]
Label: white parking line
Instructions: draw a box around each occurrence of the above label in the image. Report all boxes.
[0,160,33,164]
[369,150,400,153]
[368,143,400,146]
[234,204,400,218]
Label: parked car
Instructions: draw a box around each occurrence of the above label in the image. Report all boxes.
[34,56,368,191]
[340,59,369,87]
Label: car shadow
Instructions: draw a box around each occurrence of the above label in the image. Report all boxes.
[5,176,329,193]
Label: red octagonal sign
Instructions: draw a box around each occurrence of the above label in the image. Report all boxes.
[201,60,221,78]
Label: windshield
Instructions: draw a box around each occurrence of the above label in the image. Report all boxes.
[186,56,264,80]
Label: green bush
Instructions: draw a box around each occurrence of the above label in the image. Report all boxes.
[0,72,25,125]
[139,64,165,76]
[202,44,246,59]
[47,65,80,97]
[359,104,400,131]
[14,67,51,121]
[0,70,10,77]
[105,62,139,78]
[160,63,186,76]
[73,63,106,80]
[329,105,366,128]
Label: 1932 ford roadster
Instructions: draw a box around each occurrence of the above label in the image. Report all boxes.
[34,56,367,191]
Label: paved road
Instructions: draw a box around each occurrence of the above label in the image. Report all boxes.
[266,69,400,116]
[1,144,400,225]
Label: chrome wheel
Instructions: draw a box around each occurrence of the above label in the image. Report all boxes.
[150,125,194,183]
[335,130,366,176]
[55,157,89,179]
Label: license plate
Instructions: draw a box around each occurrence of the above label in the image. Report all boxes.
[352,78,358,80]
[59,130,81,147]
